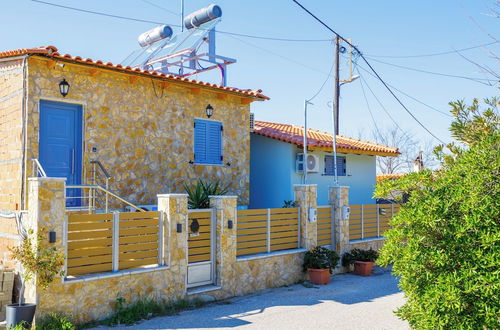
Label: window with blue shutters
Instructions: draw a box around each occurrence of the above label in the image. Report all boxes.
[324,155,346,176]
[194,119,222,165]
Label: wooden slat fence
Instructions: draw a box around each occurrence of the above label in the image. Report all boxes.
[187,210,213,263]
[236,207,300,257]
[317,206,332,246]
[349,204,400,241]
[67,211,163,277]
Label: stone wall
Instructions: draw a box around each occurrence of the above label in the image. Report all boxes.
[0,58,24,210]
[25,56,253,206]
[22,181,316,323]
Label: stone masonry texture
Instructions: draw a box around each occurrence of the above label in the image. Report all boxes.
[24,56,252,207]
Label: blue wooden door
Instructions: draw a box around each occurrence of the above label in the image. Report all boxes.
[39,100,83,207]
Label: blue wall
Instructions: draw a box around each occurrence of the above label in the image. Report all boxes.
[250,134,377,208]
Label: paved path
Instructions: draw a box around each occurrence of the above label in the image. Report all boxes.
[96,267,408,330]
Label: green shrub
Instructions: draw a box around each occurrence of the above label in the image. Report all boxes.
[375,98,500,329]
[282,200,297,208]
[341,248,379,266]
[184,180,229,209]
[36,313,75,330]
[303,246,339,274]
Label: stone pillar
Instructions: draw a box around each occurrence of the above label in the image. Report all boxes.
[157,194,188,298]
[25,177,66,308]
[329,186,350,257]
[293,184,317,250]
[209,196,237,294]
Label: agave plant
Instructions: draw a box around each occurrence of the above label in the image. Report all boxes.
[183,180,229,209]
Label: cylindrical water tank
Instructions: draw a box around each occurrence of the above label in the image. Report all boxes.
[184,4,222,30]
[138,25,173,47]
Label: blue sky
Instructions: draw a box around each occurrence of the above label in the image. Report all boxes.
[2,0,498,146]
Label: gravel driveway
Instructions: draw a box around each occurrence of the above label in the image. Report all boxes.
[94,267,408,330]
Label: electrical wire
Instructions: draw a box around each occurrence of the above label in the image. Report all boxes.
[355,65,453,117]
[358,70,382,137]
[292,0,446,144]
[357,69,403,132]
[364,56,497,84]
[140,0,180,17]
[29,0,331,42]
[366,41,498,58]
[307,62,334,102]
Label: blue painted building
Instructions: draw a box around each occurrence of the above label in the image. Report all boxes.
[249,121,399,208]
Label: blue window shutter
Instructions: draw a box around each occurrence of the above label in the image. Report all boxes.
[206,121,222,164]
[194,119,222,165]
[324,155,334,175]
[194,120,207,163]
[324,155,346,176]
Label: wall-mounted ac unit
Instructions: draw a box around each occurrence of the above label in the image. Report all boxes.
[296,153,320,173]
[249,113,255,132]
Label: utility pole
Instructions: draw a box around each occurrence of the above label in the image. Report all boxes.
[303,100,313,184]
[332,35,340,186]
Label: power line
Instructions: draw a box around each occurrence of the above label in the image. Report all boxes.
[366,41,498,58]
[357,69,403,132]
[358,71,382,136]
[292,0,446,144]
[29,0,331,42]
[307,62,334,102]
[140,0,180,17]
[365,56,497,84]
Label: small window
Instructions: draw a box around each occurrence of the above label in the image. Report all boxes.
[194,119,222,165]
[324,155,346,176]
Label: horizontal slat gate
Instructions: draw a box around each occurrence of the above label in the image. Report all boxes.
[188,211,212,263]
[317,206,332,246]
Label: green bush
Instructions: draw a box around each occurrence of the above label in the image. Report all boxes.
[375,98,499,329]
[36,313,75,330]
[184,180,229,209]
[341,248,379,266]
[303,246,339,274]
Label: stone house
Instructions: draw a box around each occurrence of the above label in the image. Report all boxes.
[0,45,268,211]
[250,121,399,208]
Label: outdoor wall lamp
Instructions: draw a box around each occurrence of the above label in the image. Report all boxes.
[59,78,70,97]
[205,104,214,118]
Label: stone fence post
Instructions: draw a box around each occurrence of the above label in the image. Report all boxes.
[209,196,237,295]
[329,186,350,266]
[293,184,317,250]
[157,194,188,299]
[25,177,66,310]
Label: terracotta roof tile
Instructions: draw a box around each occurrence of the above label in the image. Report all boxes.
[0,46,269,101]
[254,121,400,157]
[376,173,405,182]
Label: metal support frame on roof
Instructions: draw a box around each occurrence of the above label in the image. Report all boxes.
[122,19,236,86]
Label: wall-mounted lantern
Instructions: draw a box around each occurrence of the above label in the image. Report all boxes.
[205,104,214,118]
[59,78,70,97]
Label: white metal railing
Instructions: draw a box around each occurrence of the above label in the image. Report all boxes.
[90,160,112,212]
[65,184,144,213]
[31,158,47,177]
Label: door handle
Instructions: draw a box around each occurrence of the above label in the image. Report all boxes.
[71,149,75,175]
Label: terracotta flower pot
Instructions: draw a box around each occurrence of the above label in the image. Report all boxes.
[354,261,374,276]
[307,268,331,285]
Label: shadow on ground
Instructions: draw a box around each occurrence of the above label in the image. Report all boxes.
[111,267,402,329]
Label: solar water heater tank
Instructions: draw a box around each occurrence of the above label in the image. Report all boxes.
[184,4,222,30]
[138,25,173,47]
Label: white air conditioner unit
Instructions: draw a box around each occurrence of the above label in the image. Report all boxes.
[296,153,320,173]
[249,113,255,132]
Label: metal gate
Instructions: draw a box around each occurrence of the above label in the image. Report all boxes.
[187,209,216,288]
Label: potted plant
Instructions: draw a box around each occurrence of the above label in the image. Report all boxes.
[184,180,229,209]
[342,248,379,276]
[302,246,339,285]
[6,229,65,329]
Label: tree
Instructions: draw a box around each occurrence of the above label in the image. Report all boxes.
[375,97,499,329]
[370,126,437,174]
